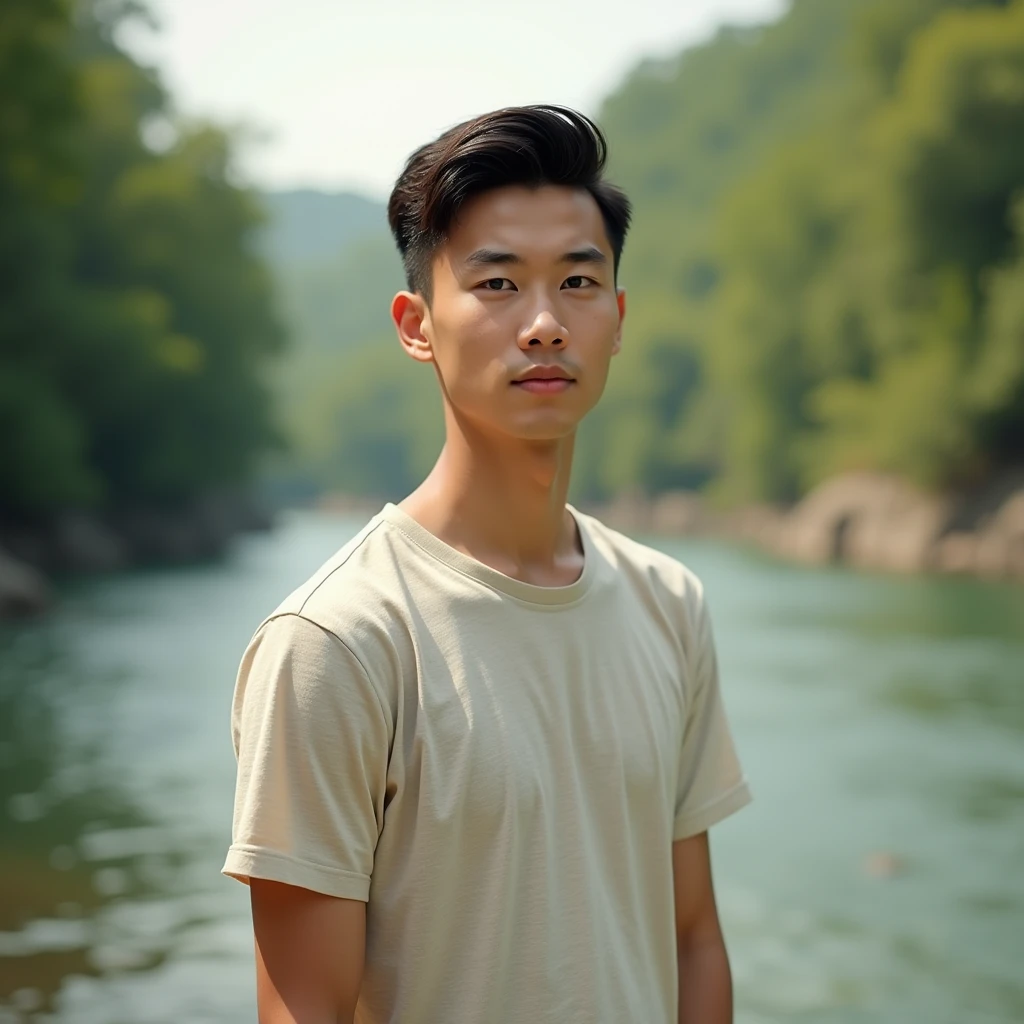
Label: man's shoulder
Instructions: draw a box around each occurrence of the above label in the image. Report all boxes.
[577,507,706,614]
[256,510,406,646]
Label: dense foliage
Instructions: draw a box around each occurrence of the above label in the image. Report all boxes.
[8,0,1022,512]
[590,0,1024,504]
[0,0,283,520]
[286,0,1023,505]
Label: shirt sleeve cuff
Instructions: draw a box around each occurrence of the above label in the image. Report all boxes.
[673,778,753,841]
[222,844,371,902]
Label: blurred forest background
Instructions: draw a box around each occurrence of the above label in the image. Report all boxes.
[3,0,1024,549]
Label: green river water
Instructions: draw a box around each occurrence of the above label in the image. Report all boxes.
[1,509,1022,1023]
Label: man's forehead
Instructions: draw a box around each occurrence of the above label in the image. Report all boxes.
[446,185,611,260]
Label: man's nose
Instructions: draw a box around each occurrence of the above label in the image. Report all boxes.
[517,309,569,349]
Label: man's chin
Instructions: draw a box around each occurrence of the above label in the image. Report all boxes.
[449,401,583,443]
[505,416,580,443]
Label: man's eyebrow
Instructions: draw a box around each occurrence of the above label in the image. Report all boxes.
[463,246,608,268]
[464,249,523,268]
[561,246,607,265]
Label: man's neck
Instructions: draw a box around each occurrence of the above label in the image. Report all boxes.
[398,424,584,588]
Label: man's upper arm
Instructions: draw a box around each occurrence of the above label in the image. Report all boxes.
[224,613,391,898]
[223,613,392,1019]
[251,879,365,1024]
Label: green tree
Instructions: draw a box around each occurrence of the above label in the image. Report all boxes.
[0,0,97,510]
[589,0,858,501]
[590,0,1024,504]
[0,0,285,519]
[804,0,1024,490]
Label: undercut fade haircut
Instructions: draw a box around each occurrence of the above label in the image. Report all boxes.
[387,104,632,298]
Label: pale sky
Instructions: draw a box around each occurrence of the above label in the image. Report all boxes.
[126,0,785,199]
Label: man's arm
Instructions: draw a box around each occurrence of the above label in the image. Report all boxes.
[673,831,734,1024]
[250,879,366,1024]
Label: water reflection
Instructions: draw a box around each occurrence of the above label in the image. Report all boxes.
[882,665,1024,732]
[749,555,1024,642]
[0,626,185,1017]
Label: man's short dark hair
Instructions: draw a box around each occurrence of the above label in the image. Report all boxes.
[387,104,632,298]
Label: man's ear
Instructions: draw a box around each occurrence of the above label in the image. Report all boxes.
[392,291,433,363]
[612,287,626,356]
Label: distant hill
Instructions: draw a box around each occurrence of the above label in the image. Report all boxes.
[257,187,413,496]
[260,188,389,266]
[259,187,404,359]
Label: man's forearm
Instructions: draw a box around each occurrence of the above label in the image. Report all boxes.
[677,936,734,1024]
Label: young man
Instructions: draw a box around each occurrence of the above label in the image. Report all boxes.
[224,105,752,1024]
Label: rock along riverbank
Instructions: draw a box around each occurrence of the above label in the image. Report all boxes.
[0,491,273,620]
[588,470,1024,584]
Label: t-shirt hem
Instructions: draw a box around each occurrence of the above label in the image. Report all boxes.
[222,844,371,901]
[672,779,753,840]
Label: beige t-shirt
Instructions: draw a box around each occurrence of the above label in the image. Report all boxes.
[224,503,751,1024]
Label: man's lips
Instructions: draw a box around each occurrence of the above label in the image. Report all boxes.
[512,366,576,395]
[513,378,574,395]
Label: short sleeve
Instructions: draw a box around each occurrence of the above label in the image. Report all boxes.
[222,613,392,901]
[673,590,752,840]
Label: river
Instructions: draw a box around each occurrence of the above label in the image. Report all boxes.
[1,509,1022,1023]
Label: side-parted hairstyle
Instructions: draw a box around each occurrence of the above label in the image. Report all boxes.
[387,105,632,298]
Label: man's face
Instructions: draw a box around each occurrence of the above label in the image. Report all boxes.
[403,184,625,442]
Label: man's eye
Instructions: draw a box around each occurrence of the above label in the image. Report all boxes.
[481,278,514,291]
[563,276,594,289]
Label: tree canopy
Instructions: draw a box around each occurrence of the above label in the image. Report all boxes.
[7,0,1022,513]
[0,0,283,520]
[590,0,1024,505]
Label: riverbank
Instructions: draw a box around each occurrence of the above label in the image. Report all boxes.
[590,470,1024,583]
[0,490,274,618]
[6,471,1021,619]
